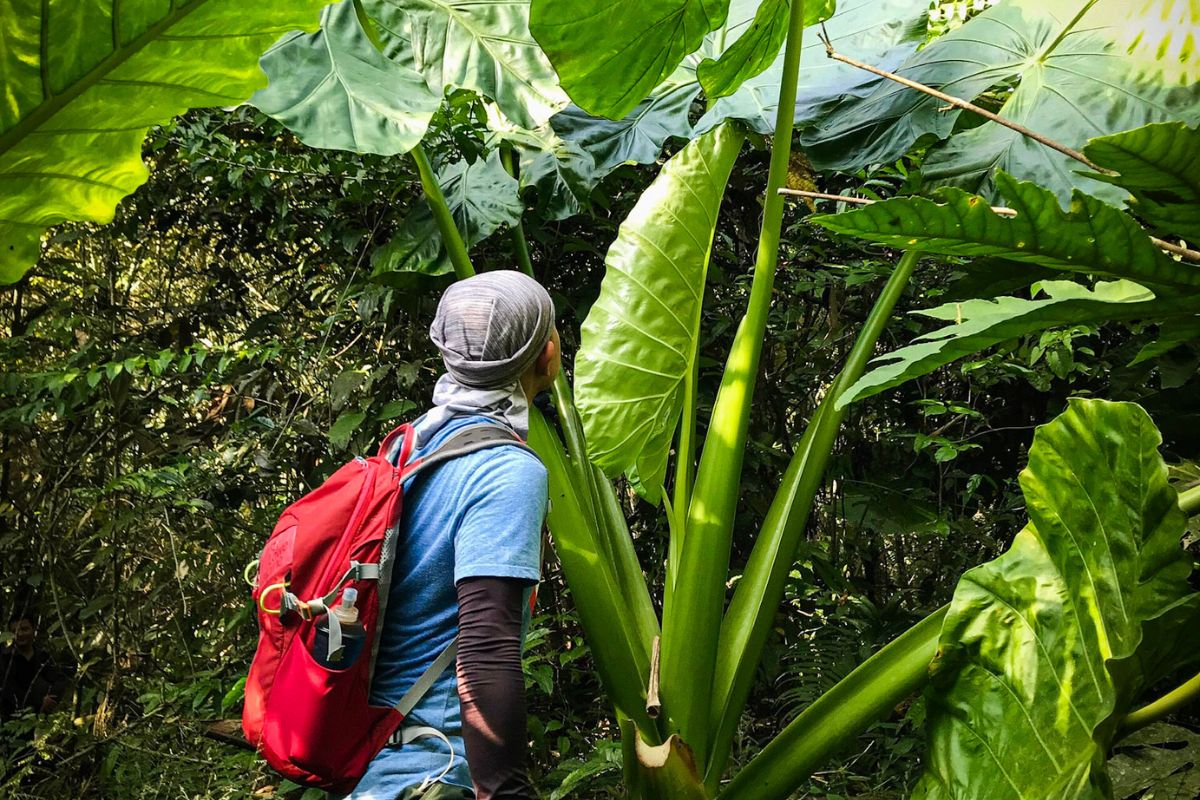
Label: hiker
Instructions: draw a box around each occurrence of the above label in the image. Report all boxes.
[343,271,558,800]
[1,613,70,720]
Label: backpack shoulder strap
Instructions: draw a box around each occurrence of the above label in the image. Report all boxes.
[399,424,536,483]
[374,424,536,727]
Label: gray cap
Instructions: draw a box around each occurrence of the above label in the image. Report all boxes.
[429,271,555,389]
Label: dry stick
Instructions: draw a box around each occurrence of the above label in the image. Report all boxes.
[778,188,1200,264]
[816,27,1112,175]
[646,636,662,719]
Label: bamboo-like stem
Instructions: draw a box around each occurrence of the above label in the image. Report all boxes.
[1119,671,1200,737]
[671,284,701,547]
[647,636,663,719]
[778,188,1200,264]
[704,250,921,789]
[499,146,538,280]
[816,28,1108,173]
[411,145,474,280]
[661,0,809,771]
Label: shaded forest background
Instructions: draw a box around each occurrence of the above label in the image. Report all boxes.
[2,106,1198,798]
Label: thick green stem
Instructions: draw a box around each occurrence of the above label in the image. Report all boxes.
[1119,671,1200,737]
[1178,484,1200,515]
[411,145,474,280]
[499,146,538,281]
[659,0,808,770]
[720,606,948,800]
[672,350,699,545]
[529,411,658,736]
[705,250,920,787]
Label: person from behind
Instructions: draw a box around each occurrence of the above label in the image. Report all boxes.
[342,271,559,800]
[1,613,69,719]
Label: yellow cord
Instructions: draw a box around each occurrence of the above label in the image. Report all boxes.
[243,559,259,587]
[258,582,288,615]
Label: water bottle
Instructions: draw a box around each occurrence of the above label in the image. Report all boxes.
[311,586,366,669]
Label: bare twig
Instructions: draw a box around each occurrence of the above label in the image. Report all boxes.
[646,636,662,719]
[778,187,1200,263]
[1153,238,1200,261]
[816,25,1111,174]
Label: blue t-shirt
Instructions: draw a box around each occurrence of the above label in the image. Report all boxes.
[342,414,546,798]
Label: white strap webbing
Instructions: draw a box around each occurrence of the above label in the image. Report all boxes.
[402,726,456,794]
[395,639,458,717]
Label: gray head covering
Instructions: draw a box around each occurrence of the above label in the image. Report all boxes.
[418,271,555,445]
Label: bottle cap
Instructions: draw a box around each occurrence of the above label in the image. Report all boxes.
[342,587,358,607]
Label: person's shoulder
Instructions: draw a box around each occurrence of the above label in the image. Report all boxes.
[467,439,545,481]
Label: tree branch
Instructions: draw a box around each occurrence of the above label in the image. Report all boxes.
[817,26,1111,174]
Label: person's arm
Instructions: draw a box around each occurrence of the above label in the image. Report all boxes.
[455,576,537,799]
[452,448,547,799]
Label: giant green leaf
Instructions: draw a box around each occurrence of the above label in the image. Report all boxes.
[696,0,929,135]
[812,173,1200,290]
[912,398,1198,800]
[486,112,598,221]
[529,0,729,120]
[835,280,1200,408]
[1084,123,1200,242]
[440,150,524,245]
[548,0,926,173]
[574,123,744,503]
[370,149,521,283]
[806,0,1200,205]
[0,0,326,284]
[550,77,700,180]
[695,0,834,100]
[370,204,453,287]
[250,1,438,156]
[365,0,567,130]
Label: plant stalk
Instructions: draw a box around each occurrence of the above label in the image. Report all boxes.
[499,146,539,280]
[704,250,920,787]
[1119,670,1200,737]
[528,411,659,736]
[411,145,474,280]
[658,0,809,771]
[1178,484,1200,515]
[721,606,948,800]
[672,342,699,543]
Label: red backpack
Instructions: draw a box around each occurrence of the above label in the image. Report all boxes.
[242,422,530,792]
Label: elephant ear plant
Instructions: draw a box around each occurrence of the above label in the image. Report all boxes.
[3,0,1199,797]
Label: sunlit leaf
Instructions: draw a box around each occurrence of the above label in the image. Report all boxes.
[697,0,929,134]
[574,123,744,503]
[697,0,836,100]
[807,0,1200,205]
[812,173,1200,290]
[1084,122,1200,241]
[365,0,568,129]
[913,398,1199,800]
[530,0,729,119]
[835,280,1189,408]
[0,0,327,283]
[251,1,438,156]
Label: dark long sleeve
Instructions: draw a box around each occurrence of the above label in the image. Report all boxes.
[455,576,538,800]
